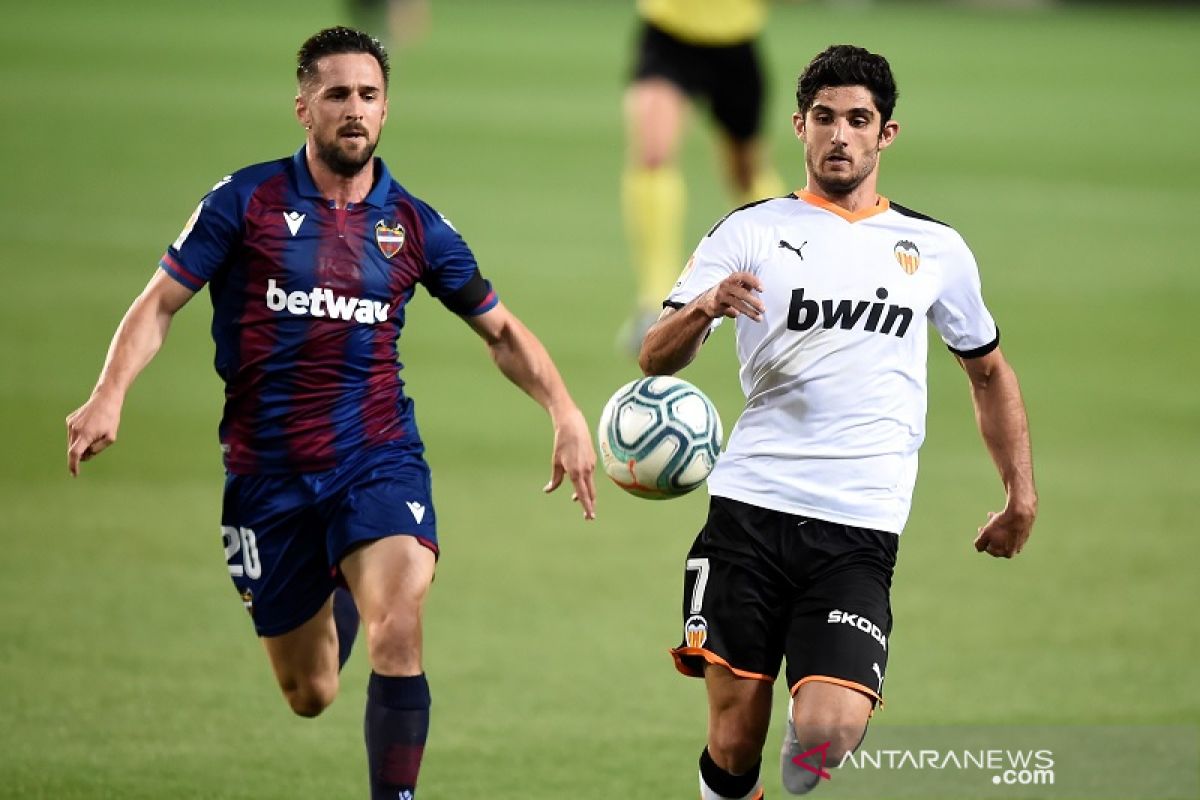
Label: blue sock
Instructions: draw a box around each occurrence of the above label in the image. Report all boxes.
[332,587,359,670]
[365,672,430,800]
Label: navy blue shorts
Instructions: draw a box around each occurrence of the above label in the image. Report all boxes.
[220,444,438,637]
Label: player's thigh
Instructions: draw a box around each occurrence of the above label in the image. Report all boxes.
[340,535,435,627]
[625,78,689,167]
[339,535,434,672]
[704,661,774,759]
[670,497,790,683]
[326,450,439,667]
[260,594,340,713]
[221,473,337,639]
[626,23,703,166]
[784,522,898,707]
[708,39,765,145]
[790,678,873,758]
[326,448,440,564]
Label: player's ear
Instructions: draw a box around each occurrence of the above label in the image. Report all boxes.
[295,92,311,130]
[878,119,900,150]
[792,111,806,142]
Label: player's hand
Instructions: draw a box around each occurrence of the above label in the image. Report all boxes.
[973,503,1035,558]
[699,272,765,322]
[66,393,122,477]
[543,405,597,520]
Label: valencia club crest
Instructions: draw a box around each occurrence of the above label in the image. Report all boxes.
[893,240,920,274]
[375,220,406,258]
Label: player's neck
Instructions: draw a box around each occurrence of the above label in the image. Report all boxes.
[305,149,375,208]
[801,177,881,215]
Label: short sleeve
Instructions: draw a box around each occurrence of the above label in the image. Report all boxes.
[665,209,754,310]
[927,232,999,358]
[414,201,497,316]
[159,175,241,291]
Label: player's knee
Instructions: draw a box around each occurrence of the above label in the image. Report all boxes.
[281,673,338,718]
[364,610,421,674]
[796,722,864,765]
[709,727,765,775]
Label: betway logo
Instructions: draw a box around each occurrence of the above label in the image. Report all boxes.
[828,609,888,651]
[265,279,390,324]
[788,287,913,338]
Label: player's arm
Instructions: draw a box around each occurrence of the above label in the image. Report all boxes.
[957,347,1038,558]
[638,271,764,376]
[66,269,196,476]
[463,301,596,520]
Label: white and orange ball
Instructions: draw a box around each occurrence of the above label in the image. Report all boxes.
[597,376,723,499]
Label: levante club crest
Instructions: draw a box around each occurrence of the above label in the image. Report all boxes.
[375,220,406,258]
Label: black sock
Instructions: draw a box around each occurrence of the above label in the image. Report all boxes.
[700,746,762,799]
[332,587,358,670]
[365,672,430,800]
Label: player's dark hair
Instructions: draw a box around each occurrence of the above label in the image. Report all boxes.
[297,27,390,88]
[797,45,898,126]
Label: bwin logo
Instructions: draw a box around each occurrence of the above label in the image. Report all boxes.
[787,287,913,338]
[265,279,390,324]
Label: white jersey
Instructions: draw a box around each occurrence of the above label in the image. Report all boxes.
[666,191,998,534]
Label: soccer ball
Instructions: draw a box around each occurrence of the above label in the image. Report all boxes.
[597,376,723,499]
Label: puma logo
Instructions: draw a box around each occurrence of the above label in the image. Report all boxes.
[778,239,807,260]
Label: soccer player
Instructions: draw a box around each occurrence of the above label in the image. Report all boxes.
[64,27,595,799]
[639,45,1037,798]
[620,0,785,353]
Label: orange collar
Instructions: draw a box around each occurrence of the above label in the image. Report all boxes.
[794,190,890,223]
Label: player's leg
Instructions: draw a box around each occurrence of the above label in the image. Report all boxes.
[710,38,784,205]
[719,134,784,205]
[670,497,791,799]
[260,597,342,717]
[779,520,898,794]
[222,473,350,718]
[780,681,874,795]
[332,585,360,669]
[622,23,693,351]
[702,664,772,799]
[340,535,436,800]
[326,450,440,799]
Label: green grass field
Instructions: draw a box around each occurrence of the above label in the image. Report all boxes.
[2,1,1198,797]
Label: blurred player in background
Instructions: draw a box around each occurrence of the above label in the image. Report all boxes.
[65,27,595,800]
[620,0,786,353]
[347,0,431,51]
[640,45,1036,798]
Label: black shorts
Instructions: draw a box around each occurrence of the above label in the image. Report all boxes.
[629,22,766,141]
[671,496,899,705]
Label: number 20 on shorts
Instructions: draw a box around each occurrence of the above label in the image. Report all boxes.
[222,525,262,579]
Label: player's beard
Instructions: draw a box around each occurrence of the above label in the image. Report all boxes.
[315,134,379,178]
[808,147,878,197]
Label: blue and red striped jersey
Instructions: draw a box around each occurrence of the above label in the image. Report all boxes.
[159,147,498,475]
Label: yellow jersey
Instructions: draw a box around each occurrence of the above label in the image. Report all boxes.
[638,0,767,46]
